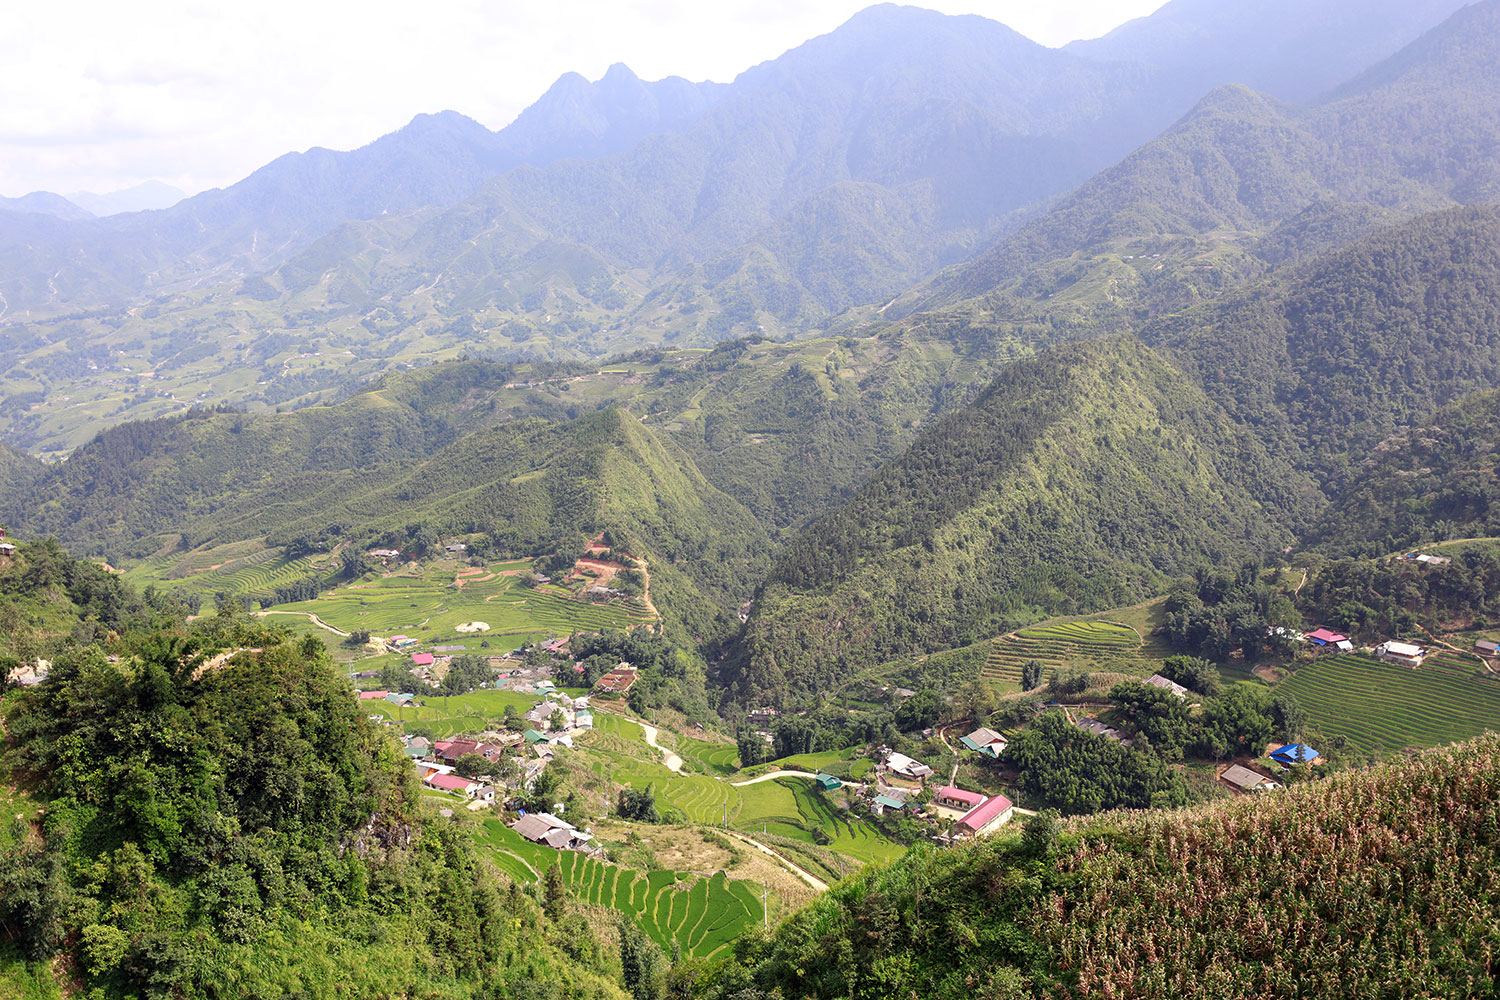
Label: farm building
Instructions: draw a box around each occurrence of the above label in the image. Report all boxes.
[955,794,1014,838]
[411,652,435,668]
[1220,764,1279,792]
[1305,629,1353,650]
[815,773,842,791]
[1375,640,1426,666]
[885,752,934,779]
[445,543,468,553]
[1269,743,1321,766]
[523,729,547,745]
[575,710,594,729]
[871,794,908,816]
[1476,640,1500,656]
[384,692,418,707]
[935,786,987,811]
[369,548,401,559]
[959,727,1007,757]
[1410,553,1452,566]
[511,813,593,851]
[1144,674,1189,698]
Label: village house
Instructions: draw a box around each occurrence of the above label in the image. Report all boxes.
[934,785,987,811]
[520,759,547,790]
[884,752,934,780]
[1305,628,1353,650]
[1475,640,1500,656]
[953,794,1014,838]
[746,707,777,727]
[357,690,391,700]
[1220,764,1279,793]
[422,772,494,800]
[595,664,639,695]
[1375,640,1426,666]
[433,739,505,764]
[412,652,435,668]
[511,812,593,852]
[959,726,1007,758]
[1144,673,1189,698]
[1269,743,1322,767]
[445,543,468,554]
[871,794,908,816]
[815,772,842,791]
[575,709,594,730]
[1075,717,1129,744]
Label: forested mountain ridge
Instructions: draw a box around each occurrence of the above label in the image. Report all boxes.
[1146,205,1500,494]
[730,336,1313,700]
[1307,389,1500,556]
[3,1,1480,457]
[893,0,1500,329]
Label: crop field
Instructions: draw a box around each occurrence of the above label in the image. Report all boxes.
[475,821,762,959]
[732,778,901,863]
[1278,653,1500,755]
[272,561,651,641]
[982,619,1143,685]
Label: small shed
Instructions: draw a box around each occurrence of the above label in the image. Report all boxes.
[815,772,841,791]
[1269,743,1321,766]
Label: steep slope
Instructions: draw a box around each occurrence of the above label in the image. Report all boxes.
[732,736,1500,999]
[1146,205,1500,494]
[0,70,725,318]
[1306,390,1500,556]
[0,439,44,491]
[1067,0,1470,103]
[732,337,1313,701]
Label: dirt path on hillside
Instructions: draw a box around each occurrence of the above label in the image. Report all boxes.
[935,726,959,784]
[723,831,829,892]
[258,610,350,637]
[638,721,684,773]
[730,770,859,789]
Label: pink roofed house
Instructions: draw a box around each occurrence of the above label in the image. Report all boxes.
[1305,628,1353,650]
[955,794,1015,838]
[412,653,435,667]
[358,690,391,700]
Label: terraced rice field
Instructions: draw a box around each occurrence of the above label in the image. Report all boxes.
[475,821,762,958]
[365,689,541,735]
[1278,653,1500,755]
[124,544,327,597]
[982,620,1141,685]
[673,735,740,775]
[732,778,901,864]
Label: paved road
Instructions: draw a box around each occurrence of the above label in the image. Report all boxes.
[730,769,859,789]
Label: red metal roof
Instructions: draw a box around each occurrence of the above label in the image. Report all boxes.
[426,773,474,792]
[358,690,391,699]
[412,653,435,666]
[958,794,1014,832]
[936,785,986,808]
[1306,629,1348,643]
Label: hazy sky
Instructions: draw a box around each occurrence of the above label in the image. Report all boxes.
[0,0,1167,199]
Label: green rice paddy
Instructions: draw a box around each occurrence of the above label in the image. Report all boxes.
[1278,653,1500,755]
[982,620,1142,685]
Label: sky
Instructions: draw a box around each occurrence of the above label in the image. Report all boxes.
[0,0,1168,200]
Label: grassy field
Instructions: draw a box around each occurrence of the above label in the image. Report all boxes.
[1278,653,1500,754]
[474,820,762,959]
[364,689,543,737]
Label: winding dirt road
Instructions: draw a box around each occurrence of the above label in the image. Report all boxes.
[638,720,683,773]
[723,830,829,892]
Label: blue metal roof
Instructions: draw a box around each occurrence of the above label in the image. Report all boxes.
[1270,743,1318,763]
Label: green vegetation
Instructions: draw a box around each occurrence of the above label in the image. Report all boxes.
[717,736,1500,999]
[1277,653,1500,755]
[475,821,762,960]
[737,337,1306,700]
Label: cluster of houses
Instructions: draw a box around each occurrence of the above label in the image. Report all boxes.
[595,664,639,695]
[841,750,1016,842]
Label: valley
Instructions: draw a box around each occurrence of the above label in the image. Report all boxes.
[6,0,1500,996]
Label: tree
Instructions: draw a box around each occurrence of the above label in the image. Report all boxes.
[453,752,493,779]
[1196,686,1275,759]
[1021,658,1043,692]
[618,785,661,823]
[344,628,371,647]
[1022,808,1061,856]
[736,729,766,769]
[543,862,567,920]
[894,689,943,731]
[618,915,665,1000]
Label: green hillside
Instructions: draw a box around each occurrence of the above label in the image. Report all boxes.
[723,736,1500,999]
[1308,389,1500,555]
[733,336,1313,700]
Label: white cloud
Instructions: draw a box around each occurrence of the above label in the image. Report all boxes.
[0,0,1165,198]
